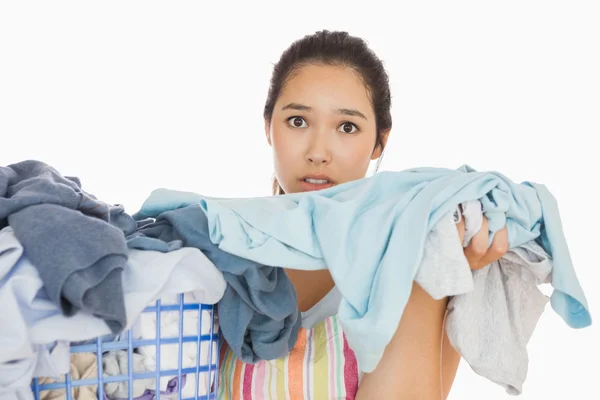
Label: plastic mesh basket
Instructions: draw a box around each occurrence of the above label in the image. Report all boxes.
[31,294,220,400]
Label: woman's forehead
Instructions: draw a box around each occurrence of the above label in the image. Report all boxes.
[276,64,373,115]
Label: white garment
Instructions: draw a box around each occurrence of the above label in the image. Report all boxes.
[29,247,226,345]
[0,227,226,399]
[0,344,70,400]
[460,200,484,246]
[102,351,154,398]
[133,293,219,398]
[416,210,474,300]
[0,359,36,400]
[434,201,553,395]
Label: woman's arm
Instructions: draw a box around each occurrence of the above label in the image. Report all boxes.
[356,218,508,400]
[441,314,462,398]
[355,282,454,400]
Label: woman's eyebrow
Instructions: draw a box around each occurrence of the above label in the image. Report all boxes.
[281,103,311,111]
[335,108,367,120]
[282,103,367,120]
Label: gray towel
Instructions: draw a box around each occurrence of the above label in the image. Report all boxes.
[0,160,128,333]
[446,243,551,395]
[443,200,553,395]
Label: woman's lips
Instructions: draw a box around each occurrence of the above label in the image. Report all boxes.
[298,180,334,192]
[298,176,335,192]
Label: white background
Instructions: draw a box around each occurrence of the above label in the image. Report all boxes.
[1,1,598,398]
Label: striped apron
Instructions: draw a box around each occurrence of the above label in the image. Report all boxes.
[218,315,360,399]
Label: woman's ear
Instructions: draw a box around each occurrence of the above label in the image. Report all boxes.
[371,129,390,160]
[265,118,272,146]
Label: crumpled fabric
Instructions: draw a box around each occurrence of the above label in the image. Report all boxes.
[445,200,553,395]
[36,352,98,400]
[134,165,591,374]
[0,160,129,332]
[102,351,154,399]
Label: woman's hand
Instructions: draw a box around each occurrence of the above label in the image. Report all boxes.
[456,215,509,270]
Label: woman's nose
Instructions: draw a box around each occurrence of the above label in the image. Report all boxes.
[305,132,332,165]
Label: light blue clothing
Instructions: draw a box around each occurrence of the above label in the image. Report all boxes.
[137,165,591,373]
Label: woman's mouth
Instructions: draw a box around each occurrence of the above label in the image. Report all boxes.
[299,176,335,192]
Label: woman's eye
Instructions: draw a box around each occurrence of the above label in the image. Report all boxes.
[338,122,358,134]
[287,116,308,128]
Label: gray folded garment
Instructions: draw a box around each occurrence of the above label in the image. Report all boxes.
[0,160,128,333]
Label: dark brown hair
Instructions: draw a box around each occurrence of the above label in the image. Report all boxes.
[264,30,392,195]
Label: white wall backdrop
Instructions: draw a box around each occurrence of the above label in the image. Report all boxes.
[1,1,598,399]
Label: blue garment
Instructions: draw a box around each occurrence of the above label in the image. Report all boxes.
[130,206,302,364]
[0,160,128,332]
[0,160,184,333]
[137,165,591,373]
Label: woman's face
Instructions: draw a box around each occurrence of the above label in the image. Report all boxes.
[266,64,386,194]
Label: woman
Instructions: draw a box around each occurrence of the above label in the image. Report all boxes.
[218,30,508,400]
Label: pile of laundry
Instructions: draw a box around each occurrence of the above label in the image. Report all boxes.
[0,161,224,400]
[0,160,592,398]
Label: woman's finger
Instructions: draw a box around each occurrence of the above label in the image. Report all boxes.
[456,217,466,244]
[477,226,509,267]
[463,216,489,270]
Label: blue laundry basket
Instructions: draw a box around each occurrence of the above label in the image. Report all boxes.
[31,294,220,400]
